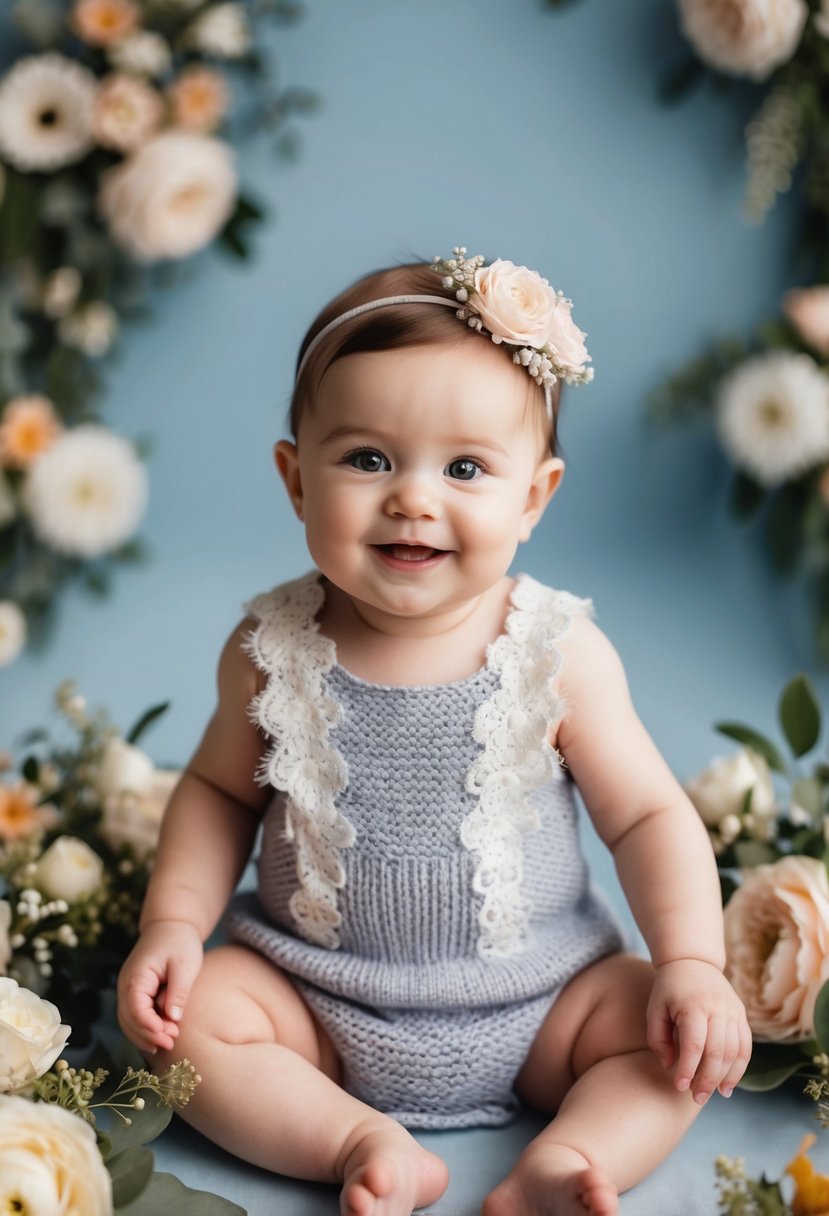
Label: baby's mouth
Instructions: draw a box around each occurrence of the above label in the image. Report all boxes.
[376,544,444,562]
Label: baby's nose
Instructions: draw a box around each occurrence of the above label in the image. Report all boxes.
[383,473,440,519]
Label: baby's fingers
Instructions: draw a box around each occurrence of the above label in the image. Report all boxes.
[718,1021,753,1098]
[646,1004,677,1070]
[688,1019,726,1105]
[672,1008,709,1096]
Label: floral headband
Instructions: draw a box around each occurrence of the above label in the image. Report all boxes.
[295,246,593,414]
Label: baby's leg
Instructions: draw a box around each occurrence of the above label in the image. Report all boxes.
[483,954,701,1216]
[150,945,448,1216]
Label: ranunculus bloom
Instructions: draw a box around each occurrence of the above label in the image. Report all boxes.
[98,131,237,261]
[33,835,104,903]
[101,770,178,858]
[725,855,829,1041]
[0,978,70,1091]
[168,65,229,134]
[782,286,829,357]
[678,0,808,81]
[93,73,164,154]
[95,736,155,798]
[0,395,63,470]
[0,1094,112,1214]
[0,781,55,840]
[685,747,776,828]
[71,0,139,47]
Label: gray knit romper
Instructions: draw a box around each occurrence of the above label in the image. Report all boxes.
[227,570,624,1130]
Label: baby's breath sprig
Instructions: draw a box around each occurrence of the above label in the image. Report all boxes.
[32,1058,202,1128]
[805,1074,829,1128]
[714,1154,790,1216]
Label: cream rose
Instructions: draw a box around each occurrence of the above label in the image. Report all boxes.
[95,735,155,798]
[0,1094,112,1214]
[33,835,104,902]
[0,977,70,1091]
[98,130,237,262]
[678,0,808,81]
[782,286,829,357]
[725,855,829,1040]
[0,901,10,973]
[100,769,178,858]
[685,747,776,828]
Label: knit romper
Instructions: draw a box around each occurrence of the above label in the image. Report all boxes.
[227,570,624,1130]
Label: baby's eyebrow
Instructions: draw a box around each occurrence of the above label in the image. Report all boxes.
[319,424,509,457]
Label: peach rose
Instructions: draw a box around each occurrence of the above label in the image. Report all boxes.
[98,131,237,261]
[678,0,808,81]
[724,855,829,1041]
[93,73,164,154]
[782,286,829,357]
[71,0,139,47]
[168,66,229,134]
[0,396,62,470]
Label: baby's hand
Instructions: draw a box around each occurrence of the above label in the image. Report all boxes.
[646,958,752,1105]
[117,919,203,1056]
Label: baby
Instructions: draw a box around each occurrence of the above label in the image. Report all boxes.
[118,247,751,1216]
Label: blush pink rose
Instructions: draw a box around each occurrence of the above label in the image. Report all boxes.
[782,286,829,357]
[724,854,829,1041]
[678,0,808,81]
[472,260,590,375]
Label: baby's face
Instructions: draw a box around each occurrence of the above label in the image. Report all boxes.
[277,341,563,629]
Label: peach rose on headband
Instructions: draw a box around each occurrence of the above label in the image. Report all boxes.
[724,855,829,1041]
[472,260,590,375]
[677,0,808,81]
[782,286,829,357]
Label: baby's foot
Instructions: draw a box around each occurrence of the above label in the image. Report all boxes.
[339,1122,449,1216]
[482,1143,618,1216]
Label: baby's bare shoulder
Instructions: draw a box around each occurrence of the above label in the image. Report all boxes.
[550,612,631,749]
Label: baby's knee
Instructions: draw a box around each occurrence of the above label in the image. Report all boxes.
[573,954,655,1072]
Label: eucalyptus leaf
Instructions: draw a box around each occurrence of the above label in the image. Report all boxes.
[117,1172,247,1215]
[812,979,829,1052]
[739,1040,806,1091]
[792,776,824,818]
[780,674,821,757]
[714,722,786,772]
[126,701,170,746]
[107,1147,154,1208]
[738,1062,802,1091]
[106,1101,172,1158]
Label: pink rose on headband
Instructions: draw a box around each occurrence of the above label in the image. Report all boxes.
[724,855,829,1041]
[782,286,829,357]
[472,260,590,376]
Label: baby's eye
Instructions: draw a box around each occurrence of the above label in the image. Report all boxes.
[445,457,484,482]
[346,449,390,473]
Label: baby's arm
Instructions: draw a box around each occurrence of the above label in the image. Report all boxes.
[117,619,271,1054]
[554,616,752,1104]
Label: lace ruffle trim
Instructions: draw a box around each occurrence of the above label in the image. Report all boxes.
[243,572,354,950]
[461,574,593,959]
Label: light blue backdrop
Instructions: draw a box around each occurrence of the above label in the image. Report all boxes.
[2,0,826,1209]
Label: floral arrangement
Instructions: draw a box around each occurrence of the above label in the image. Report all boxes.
[0,972,245,1213]
[716,1134,829,1216]
[685,673,829,1094]
[645,2,829,655]
[0,680,176,1042]
[0,0,316,668]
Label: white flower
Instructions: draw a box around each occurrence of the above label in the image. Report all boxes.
[0,53,96,172]
[95,736,155,797]
[685,747,776,829]
[22,425,147,559]
[0,977,70,1091]
[0,902,10,974]
[98,131,237,261]
[101,770,178,858]
[58,301,119,357]
[184,3,251,58]
[42,266,82,320]
[716,352,829,487]
[0,472,15,528]
[0,1094,112,1214]
[678,0,808,81]
[0,602,26,668]
[33,836,104,903]
[107,29,173,78]
[93,73,164,154]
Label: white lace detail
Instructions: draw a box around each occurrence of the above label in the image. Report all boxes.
[244,571,354,950]
[461,574,593,958]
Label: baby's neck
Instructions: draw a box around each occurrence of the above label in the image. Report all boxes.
[318,578,514,687]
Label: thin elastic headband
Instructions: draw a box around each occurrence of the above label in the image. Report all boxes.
[295,295,458,383]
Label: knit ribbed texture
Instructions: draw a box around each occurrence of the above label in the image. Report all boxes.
[228,572,624,1128]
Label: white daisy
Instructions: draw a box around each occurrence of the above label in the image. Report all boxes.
[22,425,148,558]
[184,3,250,58]
[107,31,173,79]
[0,54,96,173]
[0,602,26,667]
[716,351,829,487]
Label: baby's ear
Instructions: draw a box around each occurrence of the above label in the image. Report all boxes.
[519,457,564,542]
[274,440,304,520]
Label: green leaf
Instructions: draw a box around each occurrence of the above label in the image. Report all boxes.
[657,52,706,104]
[792,776,824,818]
[733,840,780,867]
[729,470,766,520]
[107,1101,172,1158]
[714,722,787,772]
[739,1041,806,1091]
[107,1146,154,1208]
[21,755,40,782]
[780,674,821,757]
[125,701,170,746]
[719,873,738,905]
[117,1171,247,1215]
[813,979,829,1053]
